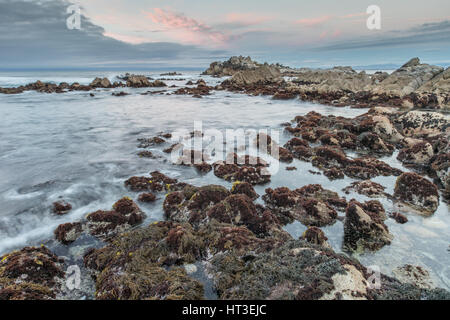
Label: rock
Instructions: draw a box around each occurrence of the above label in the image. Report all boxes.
[393,172,439,215]
[52,200,72,215]
[344,200,392,252]
[397,141,434,165]
[300,227,330,248]
[431,153,450,195]
[54,222,83,244]
[230,181,259,200]
[389,212,408,224]
[395,111,450,137]
[415,67,450,109]
[324,168,345,180]
[343,180,387,198]
[137,150,155,158]
[227,65,281,86]
[373,58,444,96]
[202,56,261,77]
[90,77,111,88]
[138,192,156,203]
[125,171,179,192]
[137,136,165,148]
[86,197,145,238]
[213,161,271,185]
[262,185,345,226]
[207,239,448,300]
[393,265,435,289]
[0,246,64,300]
[126,75,151,87]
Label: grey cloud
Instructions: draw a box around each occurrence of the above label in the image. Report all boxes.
[315,20,450,51]
[0,0,226,68]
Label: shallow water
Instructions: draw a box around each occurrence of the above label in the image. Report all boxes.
[0,71,449,293]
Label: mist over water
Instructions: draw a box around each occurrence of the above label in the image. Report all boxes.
[0,71,448,291]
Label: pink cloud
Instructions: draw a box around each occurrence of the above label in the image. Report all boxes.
[146,8,229,45]
[296,15,332,27]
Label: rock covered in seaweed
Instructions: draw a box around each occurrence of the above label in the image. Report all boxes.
[262,184,346,226]
[86,197,145,238]
[393,172,439,215]
[0,246,65,300]
[344,200,392,252]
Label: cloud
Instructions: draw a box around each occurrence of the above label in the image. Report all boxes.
[146,8,229,46]
[296,15,332,27]
[0,0,228,68]
[315,19,450,50]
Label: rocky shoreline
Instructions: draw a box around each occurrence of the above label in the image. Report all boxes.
[0,57,449,300]
[2,56,449,110]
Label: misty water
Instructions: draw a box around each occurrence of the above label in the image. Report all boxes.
[0,71,449,295]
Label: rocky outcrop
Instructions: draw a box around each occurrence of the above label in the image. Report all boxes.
[373,58,444,97]
[52,200,72,215]
[225,65,281,86]
[393,172,439,215]
[202,56,261,77]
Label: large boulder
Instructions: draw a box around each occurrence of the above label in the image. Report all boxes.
[393,172,440,215]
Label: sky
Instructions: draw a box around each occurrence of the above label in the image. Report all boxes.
[0,0,449,69]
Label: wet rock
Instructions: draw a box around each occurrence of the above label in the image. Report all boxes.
[397,141,434,166]
[125,171,178,192]
[392,265,435,290]
[90,77,111,88]
[324,168,344,180]
[207,239,447,300]
[86,197,145,238]
[344,157,402,179]
[52,200,72,215]
[286,166,297,171]
[344,200,392,252]
[0,246,64,300]
[394,172,439,215]
[343,180,387,198]
[112,91,129,96]
[54,222,83,244]
[137,150,155,158]
[206,194,282,236]
[163,143,183,154]
[193,162,213,173]
[262,185,345,226]
[431,152,450,196]
[300,227,330,248]
[357,132,394,155]
[138,192,156,203]
[312,146,350,169]
[164,185,229,221]
[389,212,408,224]
[213,161,271,185]
[256,133,293,162]
[125,75,151,87]
[230,181,259,200]
[137,137,165,148]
